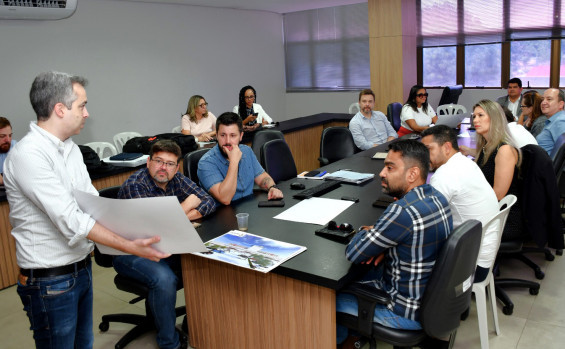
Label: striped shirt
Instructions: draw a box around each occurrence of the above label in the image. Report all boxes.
[345,184,452,321]
[118,167,216,217]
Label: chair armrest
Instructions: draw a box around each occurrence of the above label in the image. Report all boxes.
[339,283,391,337]
[318,157,329,166]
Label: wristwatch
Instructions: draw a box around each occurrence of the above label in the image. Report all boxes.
[268,184,278,191]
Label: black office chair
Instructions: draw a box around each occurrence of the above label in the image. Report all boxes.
[550,133,565,213]
[318,127,359,166]
[182,148,210,185]
[437,85,463,106]
[251,129,285,167]
[386,102,402,132]
[96,186,187,349]
[261,139,297,183]
[337,220,482,349]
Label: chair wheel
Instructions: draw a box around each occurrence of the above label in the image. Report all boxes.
[502,305,513,315]
[557,249,563,256]
[99,321,109,332]
[530,287,539,295]
[535,269,545,280]
[545,252,555,261]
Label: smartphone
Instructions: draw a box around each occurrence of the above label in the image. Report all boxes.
[303,170,320,177]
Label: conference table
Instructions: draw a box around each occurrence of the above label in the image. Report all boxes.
[181,144,391,349]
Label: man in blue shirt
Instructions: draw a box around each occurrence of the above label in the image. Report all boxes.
[336,140,452,346]
[198,112,283,204]
[0,116,16,186]
[536,88,565,155]
[114,140,216,349]
[349,89,397,150]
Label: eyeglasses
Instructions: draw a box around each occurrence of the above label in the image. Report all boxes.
[198,103,208,108]
[416,93,429,98]
[151,158,177,168]
[244,95,255,100]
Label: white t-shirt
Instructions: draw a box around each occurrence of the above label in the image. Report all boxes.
[507,99,520,119]
[430,152,500,269]
[400,104,436,130]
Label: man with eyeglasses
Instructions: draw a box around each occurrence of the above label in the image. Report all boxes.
[114,139,216,349]
[496,77,523,119]
[0,116,16,186]
[349,89,397,150]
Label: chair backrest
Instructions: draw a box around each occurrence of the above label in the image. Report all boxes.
[550,133,565,175]
[183,148,210,185]
[319,127,357,165]
[113,131,142,153]
[481,195,517,271]
[438,85,463,106]
[172,125,182,133]
[84,141,117,159]
[251,129,285,166]
[436,104,467,116]
[94,185,122,268]
[348,102,360,114]
[419,219,482,339]
[261,139,297,183]
[386,102,402,131]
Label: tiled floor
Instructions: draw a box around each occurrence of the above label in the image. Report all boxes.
[1,248,564,349]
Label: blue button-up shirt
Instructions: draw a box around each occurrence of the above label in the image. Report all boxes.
[197,144,264,202]
[536,110,565,154]
[345,184,452,321]
[118,167,216,217]
[349,111,397,150]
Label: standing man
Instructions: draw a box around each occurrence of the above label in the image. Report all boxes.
[114,140,216,349]
[349,89,397,150]
[536,88,565,154]
[0,116,16,186]
[3,71,168,348]
[197,112,283,205]
[496,78,523,119]
[421,125,499,283]
[336,140,452,346]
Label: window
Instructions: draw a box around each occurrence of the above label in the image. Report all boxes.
[560,40,565,87]
[423,46,456,86]
[283,3,369,91]
[511,40,551,88]
[465,44,501,87]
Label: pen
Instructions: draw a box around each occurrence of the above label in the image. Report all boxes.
[317,171,327,177]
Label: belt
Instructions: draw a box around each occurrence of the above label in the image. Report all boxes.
[20,255,91,278]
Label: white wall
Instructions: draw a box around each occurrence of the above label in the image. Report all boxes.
[285,91,360,118]
[0,0,286,144]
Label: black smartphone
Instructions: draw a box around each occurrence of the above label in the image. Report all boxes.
[303,170,320,177]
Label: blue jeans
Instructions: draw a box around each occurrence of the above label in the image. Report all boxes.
[336,266,422,344]
[17,264,93,349]
[113,254,181,349]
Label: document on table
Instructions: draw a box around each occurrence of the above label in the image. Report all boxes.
[274,197,355,225]
[74,190,207,255]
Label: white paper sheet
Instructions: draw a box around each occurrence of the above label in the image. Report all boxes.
[274,197,355,225]
[74,190,207,255]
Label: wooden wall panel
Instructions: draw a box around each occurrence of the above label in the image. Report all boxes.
[0,201,17,289]
[182,254,336,349]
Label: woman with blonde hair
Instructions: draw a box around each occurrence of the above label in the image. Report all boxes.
[461,99,522,240]
[181,95,217,141]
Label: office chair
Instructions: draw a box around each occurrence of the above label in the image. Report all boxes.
[550,133,565,212]
[261,139,297,183]
[318,127,358,166]
[251,129,285,167]
[96,186,187,349]
[172,125,182,133]
[84,141,118,159]
[113,131,142,153]
[337,220,482,349]
[437,85,463,106]
[348,102,360,114]
[386,102,402,131]
[183,148,210,185]
[436,104,467,116]
[472,195,516,349]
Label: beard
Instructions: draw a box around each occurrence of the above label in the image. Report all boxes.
[381,177,405,198]
[0,142,10,154]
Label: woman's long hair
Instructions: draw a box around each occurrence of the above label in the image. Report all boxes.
[237,85,256,120]
[474,99,521,167]
[522,90,543,123]
[183,95,207,123]
[404,85,429,113]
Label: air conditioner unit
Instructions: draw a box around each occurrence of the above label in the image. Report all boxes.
[0,0,77,20]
